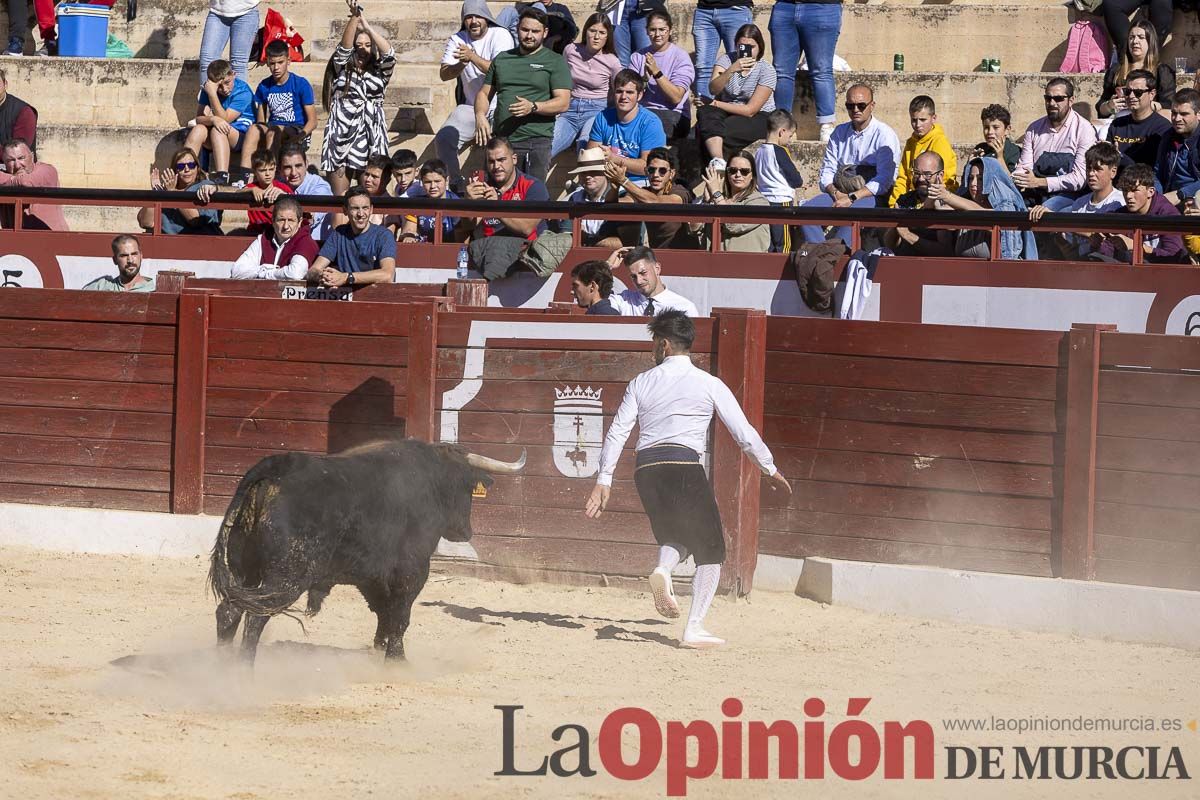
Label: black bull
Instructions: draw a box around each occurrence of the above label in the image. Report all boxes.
[207,439,525,662]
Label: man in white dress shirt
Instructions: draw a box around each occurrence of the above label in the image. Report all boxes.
[584,311,791,648]
[604,245,700,317]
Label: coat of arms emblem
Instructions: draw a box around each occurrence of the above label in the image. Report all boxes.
[552,385,604,478]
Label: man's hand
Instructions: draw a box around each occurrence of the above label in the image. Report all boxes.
[604,159,627,186]
[320,267,350,287]
[832,192,854,208]
[474,115,492,146]
[1029,204,1049,223]
[926,182,948,203]
[607,245,632,269]
[584,484,610,518]
[895,225,919,245]
[509,95,536,118]
[1011,170,1046,191]
[195,183,216,204]
[765,471,792,495]
[262,185,284,204]
[203,79,221,97]
[454,41,475,64]
[212,117,232,135]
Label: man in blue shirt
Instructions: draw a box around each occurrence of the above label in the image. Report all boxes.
[239,40,318,175]
[1156,89,1200,207]
[587,69,666,187]
[308,187,397,287]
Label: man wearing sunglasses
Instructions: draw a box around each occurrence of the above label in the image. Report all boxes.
[1106,70,1171,169]
[800,83,901,247]
[1013,77,1097,211]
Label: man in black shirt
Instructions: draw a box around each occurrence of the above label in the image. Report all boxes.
[569,259,620,315]
[1106,69,1172,169]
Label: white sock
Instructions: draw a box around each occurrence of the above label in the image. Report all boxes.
[657,545,683,573]
[687,564,721,629]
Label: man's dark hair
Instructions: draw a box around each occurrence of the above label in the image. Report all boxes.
[343,185,373,208]
[980,104,1011,128]
[365,153,393,177]
[518,7,549,29]
[1174,88,1200,111]
[646,147,677,171]
[206,59,233,82]
[250,148,277,170]
[111,234,139,255]
[264,40,290,60]
[767,109,796,134]
[1116,162,1155,191]
[486,136,514,153]
[2,136,32,153]
[390,148,417,172]
[909,95,935,115]
[272,195,303,219]
[1085,141,1121,172]
[570,259,614,298]
[1046,76,1075,98]
[1125,69,1157,92]
[420,159,449,179]
[622,245,657,267]
[279,143,308,163]
[612,68,645,94]
[648,310,694,351]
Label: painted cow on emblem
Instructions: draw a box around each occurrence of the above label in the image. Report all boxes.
[552,386,604,478]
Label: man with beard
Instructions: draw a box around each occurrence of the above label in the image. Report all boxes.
[1013,77,1097,211]
[83,236,155,292]
[585,311,791,648]
[1155,88,1200,208]
[474,7,572,182]
[885,151,953,257]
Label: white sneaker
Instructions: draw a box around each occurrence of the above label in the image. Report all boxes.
[680,624,725,649]
[649,567,680,619]
[819,123,835,144]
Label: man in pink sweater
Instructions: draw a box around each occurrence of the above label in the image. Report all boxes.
[1013,77,1097,212]
[0,138,69,231]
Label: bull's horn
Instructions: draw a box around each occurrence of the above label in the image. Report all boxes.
[465,449,527,474]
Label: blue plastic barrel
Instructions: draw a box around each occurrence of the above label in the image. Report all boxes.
[56,3,111,58]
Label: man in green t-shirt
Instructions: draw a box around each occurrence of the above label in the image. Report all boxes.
[473,7,571,182]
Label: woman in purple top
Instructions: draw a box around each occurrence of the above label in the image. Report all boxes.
[629,10,694,139]
[550,13,622,159]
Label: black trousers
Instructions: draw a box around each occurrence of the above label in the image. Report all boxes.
[695,106,770,161]
[1102,0,1173,53]
[634,460,726,566]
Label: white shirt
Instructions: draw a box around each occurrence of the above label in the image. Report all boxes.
[1064,186,1124,256]
[609,286,700,317]
[296,172,333,241]
[230,235,312,281]
[596,355,777,486]
[818,116,902,197]
[442,26,514,105]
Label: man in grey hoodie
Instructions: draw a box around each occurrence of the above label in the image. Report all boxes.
[434,0,515,182]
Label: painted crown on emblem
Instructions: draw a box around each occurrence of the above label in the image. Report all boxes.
[554,385,603,403]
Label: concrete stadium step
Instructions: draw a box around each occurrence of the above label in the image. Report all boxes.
[5,0,1197,72]
[4,57,453,134]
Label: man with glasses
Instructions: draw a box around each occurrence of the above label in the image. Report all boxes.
[1013,77,1097,211]
[799,83,901,247]
[1155,88,1200,208]
[1106,70,1171,169]
[884,150,953,257]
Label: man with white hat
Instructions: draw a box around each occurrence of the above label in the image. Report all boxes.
[565,147,621,247]
[434,0,515,183]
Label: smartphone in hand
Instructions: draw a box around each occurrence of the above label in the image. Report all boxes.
[737,43,752,60]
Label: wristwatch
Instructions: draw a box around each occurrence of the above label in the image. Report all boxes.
[531,101,539,113]
[653,70,663,79]
[345,272,356,286]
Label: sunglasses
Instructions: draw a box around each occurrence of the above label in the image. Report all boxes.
[913,170,944,180]
[646,166,671,175]
[1043,94,1071,103]
[1122,87,1151,98]
[845,102,869,112]
[175,161,198,170]
[727,167,753,177]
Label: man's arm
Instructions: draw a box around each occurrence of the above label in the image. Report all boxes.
[495,179,549,236]
[818,131,839,192]
[709,377,775,476]
[536,87,571,116]
[474,83,495,145]
[230,237,265,279]
[0,163,57,188]
[867,133,901,197]
[585,381,641,518]
[12,106,36,143]
[1049,122,1096,194]
[1016,124,1035,174]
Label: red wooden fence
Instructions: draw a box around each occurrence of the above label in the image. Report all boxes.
[1,286,1197,593]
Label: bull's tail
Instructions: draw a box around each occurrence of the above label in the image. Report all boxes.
[206,466,306,622]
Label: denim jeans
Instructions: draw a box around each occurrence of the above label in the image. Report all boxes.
[611,1,651,66]
[513,137,553,183]
[435,104,492,181]
[692,5,752,99]
[551,98,607,159]
[800,192,876,247]
[769,1,842,122]
[199,8,260,85]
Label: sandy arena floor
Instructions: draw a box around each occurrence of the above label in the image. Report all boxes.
[1,544,1197,799]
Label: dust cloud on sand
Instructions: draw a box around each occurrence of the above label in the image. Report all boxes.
[1,544,1197,799]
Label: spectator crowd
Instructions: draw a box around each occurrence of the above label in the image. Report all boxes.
[2,0,1198,275]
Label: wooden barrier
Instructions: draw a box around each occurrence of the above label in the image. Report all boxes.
[2,285,1198,593]
[757,317,1065,578]
[1090,331,1200,591]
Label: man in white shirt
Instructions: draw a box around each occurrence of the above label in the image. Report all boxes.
[604,245,700,317]
[1028,141,1124,260]
[800,83,902,247]
[434,0,515,183]
[584,311,791,648]
[278,144,333,242]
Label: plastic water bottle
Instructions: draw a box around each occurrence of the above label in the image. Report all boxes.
[456,245,469,279]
